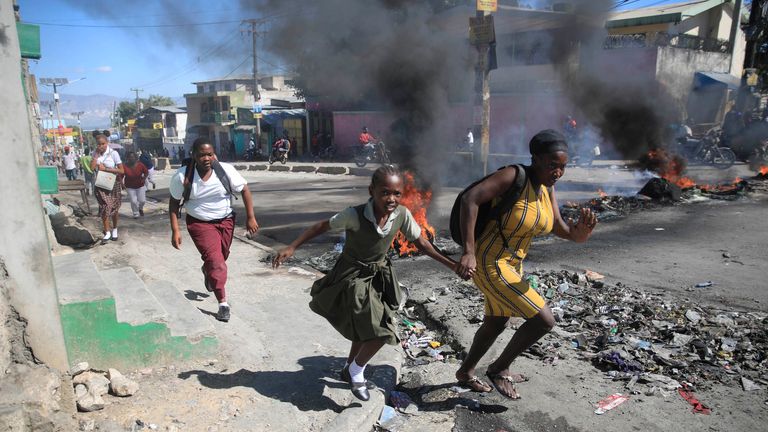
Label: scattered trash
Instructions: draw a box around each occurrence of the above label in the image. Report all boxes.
[450,385,472,394]
[584,270,605,281]
[654,228,665,231]
[694,281,713,288]
[594,393,629,415]
[677,384,711,415]
[741,377,763,392]
[684,310,701,323]
[389,390,418,414]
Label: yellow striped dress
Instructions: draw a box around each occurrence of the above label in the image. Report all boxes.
[473,179,553,318]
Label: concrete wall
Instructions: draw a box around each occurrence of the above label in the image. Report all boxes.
[0,1,69,371]
[656,45,732,117]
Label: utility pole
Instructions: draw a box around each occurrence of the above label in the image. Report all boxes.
[744,0,763,69]
[470,3,496,175]
[40,77,84,158]
[130,87,143,116]
[243,19,264,151]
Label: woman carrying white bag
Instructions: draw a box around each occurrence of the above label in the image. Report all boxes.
[90,134,124,244]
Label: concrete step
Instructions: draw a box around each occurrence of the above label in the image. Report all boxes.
[145,280,215,341]
[52,251,111,305]
[99,267,168,326]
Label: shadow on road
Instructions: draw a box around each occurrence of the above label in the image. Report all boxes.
[177,356,396,413]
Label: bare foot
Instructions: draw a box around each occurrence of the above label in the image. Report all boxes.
[486,370,521,399]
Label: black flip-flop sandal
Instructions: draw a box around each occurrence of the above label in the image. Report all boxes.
[486,372,522,400]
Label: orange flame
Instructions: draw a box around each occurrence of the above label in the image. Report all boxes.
[645,149,697,189]
[393,171,436,256]
[760,166,768,176]
[597,188,608,198]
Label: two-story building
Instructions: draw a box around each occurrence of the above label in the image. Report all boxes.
[599,0,746,124]
[133,106,187,154]
[184,75,306,158]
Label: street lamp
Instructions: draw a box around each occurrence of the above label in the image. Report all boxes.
[39,77,86,158]
[71,111,85,153]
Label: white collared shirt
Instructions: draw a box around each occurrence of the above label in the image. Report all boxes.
[169,162,247,221]
[329,199,421,241]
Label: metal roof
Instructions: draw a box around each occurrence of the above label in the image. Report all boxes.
[148,105,186,113]
[606,0,726,29]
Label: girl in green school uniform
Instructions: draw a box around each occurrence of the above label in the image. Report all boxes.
[272,165,460,401]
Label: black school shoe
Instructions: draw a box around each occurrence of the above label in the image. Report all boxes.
[216,305,230,322]
[340,365,376,401]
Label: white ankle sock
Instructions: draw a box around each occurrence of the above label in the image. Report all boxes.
[348,360,366,383]
[102,232,111,240]
[219,302,229,307]
[111,228,118,238]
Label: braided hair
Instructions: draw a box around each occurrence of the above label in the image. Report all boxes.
[371,164,400,188]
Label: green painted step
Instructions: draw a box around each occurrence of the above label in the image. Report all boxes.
[52,252,217,370]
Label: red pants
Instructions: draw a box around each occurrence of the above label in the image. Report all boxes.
[186,214,235,302]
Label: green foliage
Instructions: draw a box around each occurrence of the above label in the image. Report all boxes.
[117,94,176,125]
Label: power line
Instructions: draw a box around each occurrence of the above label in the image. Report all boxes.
[25,19,244,28]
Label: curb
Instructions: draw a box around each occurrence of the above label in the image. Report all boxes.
[320,345,402,432]
[233,235,402,432]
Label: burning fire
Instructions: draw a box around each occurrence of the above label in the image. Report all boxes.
[644,149,696,189]
[759,166,768,176]
[393,171,436,256]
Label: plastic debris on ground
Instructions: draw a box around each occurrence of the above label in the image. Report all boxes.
[438,268,767,395]
[677,384,711,414]
[594,393,630,415]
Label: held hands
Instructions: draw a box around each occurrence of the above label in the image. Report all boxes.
[272,246,295,269]
[568,207,597,243]
[456,252,476,280]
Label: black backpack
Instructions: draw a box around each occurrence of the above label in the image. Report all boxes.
[179,158,238,211]
[449,164,528,249]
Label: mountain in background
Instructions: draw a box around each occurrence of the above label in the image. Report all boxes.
[38,92,185,130]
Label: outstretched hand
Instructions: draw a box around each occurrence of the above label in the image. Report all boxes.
[272,246,295,269]
[568,207,597,243]
[246,217,259,236]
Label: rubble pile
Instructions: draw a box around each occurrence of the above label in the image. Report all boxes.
[71,362,140,412]
[561,195,657,222]
[440,270,767,393]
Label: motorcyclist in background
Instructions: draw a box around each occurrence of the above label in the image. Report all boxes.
[358,127,376,150]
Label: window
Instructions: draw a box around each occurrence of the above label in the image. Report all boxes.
[208,84,215,92]
[197,85,204,93]
[224,83,233,91]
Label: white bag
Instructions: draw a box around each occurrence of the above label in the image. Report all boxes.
[95,170,117,191]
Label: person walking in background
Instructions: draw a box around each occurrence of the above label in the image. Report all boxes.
[122,151,149,219]
[169,137,259,322]
[80,148,94,195]
[62,146,78,180]
[91,134,124,244]
[272,165,460,401]
[139,150,157,190]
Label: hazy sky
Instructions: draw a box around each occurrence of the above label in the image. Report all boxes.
[21,0,683,99]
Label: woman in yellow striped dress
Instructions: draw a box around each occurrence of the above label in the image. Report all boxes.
[454,130,597,399]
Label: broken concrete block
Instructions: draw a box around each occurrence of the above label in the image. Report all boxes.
[70,362,89,377]
[74,384,88,399]
[73,371,109,397]
[107,369,139,397]
[76,391,105,412]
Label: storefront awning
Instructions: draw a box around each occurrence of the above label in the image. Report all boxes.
[694,71,741,90]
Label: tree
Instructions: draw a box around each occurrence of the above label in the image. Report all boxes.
[117,94,176,124]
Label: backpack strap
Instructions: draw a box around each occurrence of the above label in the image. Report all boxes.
[488,164,528,250]
[211,160,238,201]
[180,158,195,209]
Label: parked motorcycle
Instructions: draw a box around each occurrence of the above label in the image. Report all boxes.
[354,140,391,167]
[677,129,735,169]
[313,145,336,162]
[244,146,264,161]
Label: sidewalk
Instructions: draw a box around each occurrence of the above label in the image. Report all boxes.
[75,213,400,431]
